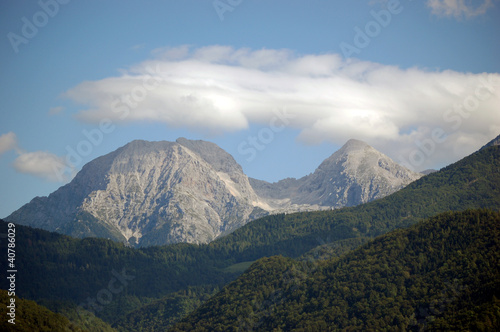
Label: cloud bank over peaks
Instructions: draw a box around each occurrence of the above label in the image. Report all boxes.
[65,45,500,171]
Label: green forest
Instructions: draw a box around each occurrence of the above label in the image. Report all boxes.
[172,209,500,331]
[1,145,499,330]
[0,289,83,332]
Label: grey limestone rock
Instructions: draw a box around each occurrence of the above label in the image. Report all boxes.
[7,138,422,247]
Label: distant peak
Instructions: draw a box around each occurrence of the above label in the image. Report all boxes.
[176,137,195,144]
[317,139,375,171]
[340,139,371,153]
[125,139,148,146]
[344,138,369,146]
[175,137,220,152]
[119,140,175,154]
[176,137,243,173]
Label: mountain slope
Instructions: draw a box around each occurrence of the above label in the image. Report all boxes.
[251,139,422,208]
[0,290,111,332]
[6,138,420,247]
[7,139,267,247]
[112,286,218,332]
[170,209,500,331]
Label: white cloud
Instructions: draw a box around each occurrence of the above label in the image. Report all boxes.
[1,132,72,182]
[64,45,500,171]
[427,0,495,19]
[12,151,70,182]
[0,132,18,156]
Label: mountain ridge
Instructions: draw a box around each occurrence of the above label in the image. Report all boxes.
[7,138,421,247]
[251,138,422,208]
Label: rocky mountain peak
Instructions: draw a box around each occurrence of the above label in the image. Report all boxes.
[317,139,373,171]
[250,139,422,209]
[292,139,422,207]
[339,138,370,152]
[176,137,243,174]
[7,139,267,247]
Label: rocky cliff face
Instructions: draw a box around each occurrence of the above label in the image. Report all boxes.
[251,139,422,208]
[7,138,421,247]
[7,139,268,246]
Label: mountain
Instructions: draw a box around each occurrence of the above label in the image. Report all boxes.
[6,138,420,247]
[3,142,499,330]
[7,139,269,247]
[170,210,500,331]
[251,139,422,208]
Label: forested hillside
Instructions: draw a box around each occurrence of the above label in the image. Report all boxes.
[171,209,500,331]
[0,289,114,332]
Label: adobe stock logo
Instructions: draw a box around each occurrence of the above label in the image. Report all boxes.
[213,0,243,21]
[77,268,135,320]
[7,0,70,54]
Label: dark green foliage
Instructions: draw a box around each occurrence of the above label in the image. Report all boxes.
[171,210,500,331]
[113,286,219,331]
[298,236,371,262]
[46,302,117,332]
[0,289,83,331]
[0,221,240,324]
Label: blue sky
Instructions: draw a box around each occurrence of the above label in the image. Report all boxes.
[1,0,499,218]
